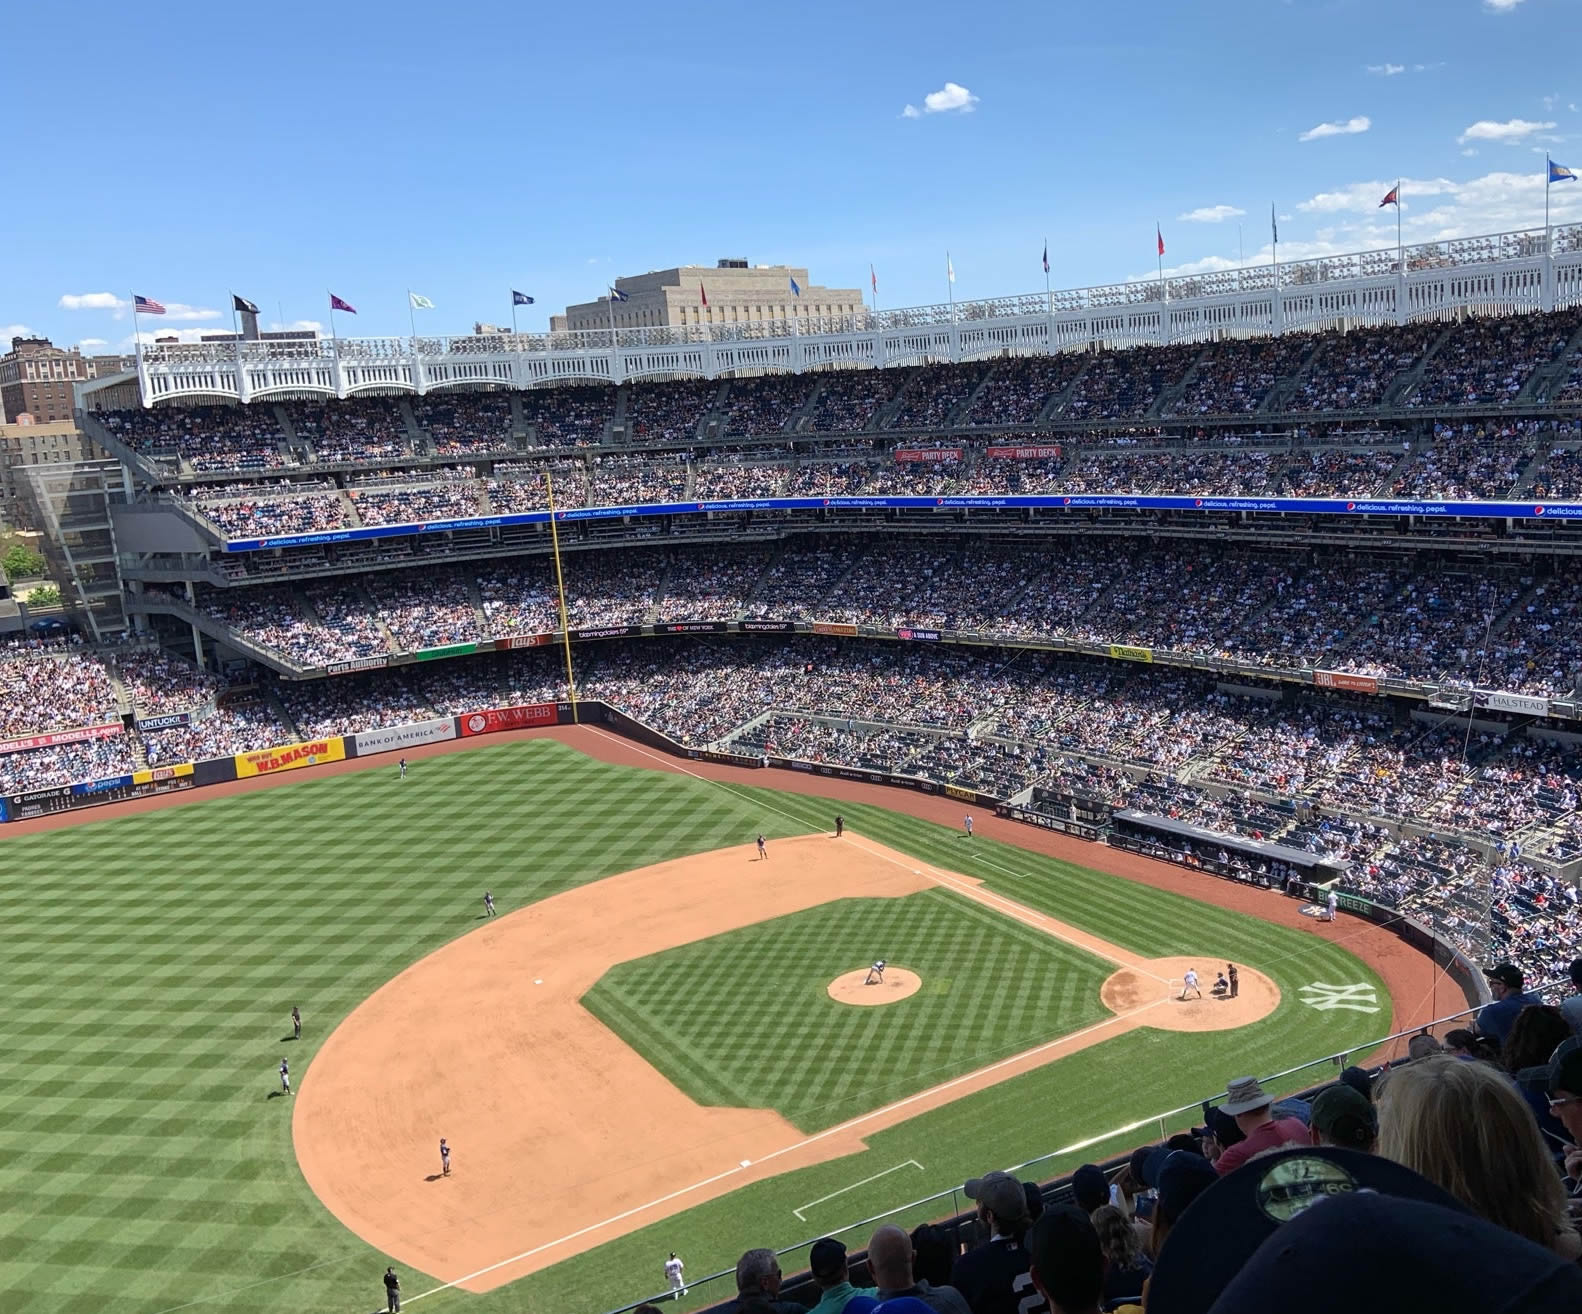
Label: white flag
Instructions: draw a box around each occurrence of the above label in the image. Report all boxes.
[409,293,435,310]
[947,254,955,284]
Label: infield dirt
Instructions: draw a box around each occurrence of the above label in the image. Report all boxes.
[293,832,1272,1290]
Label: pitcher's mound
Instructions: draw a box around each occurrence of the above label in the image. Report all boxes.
[1101,956,1279,1032]
[827,967,922,1006]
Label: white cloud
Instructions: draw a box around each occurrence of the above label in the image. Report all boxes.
[1366,63,1405,76]
[124,326,231,347]
[1299,115,1371,142]
[2,323,33,340]
[59,292,126,312]
[1462,148,1479,157]
[1459,118,1555,144]
[266,320,324,335]
[77,338,108,348]
[1177,204,1246,223]
[159,303,222,323]
[1483,0,1525,11]
[901,81,978,119]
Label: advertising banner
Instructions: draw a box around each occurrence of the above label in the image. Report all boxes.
[985,445,1063,460]
[894,447,964,463]
[1474,689,1550,717]
[739,620,796,633]
[417,643,478,662]
[812,622,858,637]
[234,738,346,778]
[570,624,641,641]
[353,719,458,756]
[0,723,121,757]
[221,494,1582,554]
[135,712,193,731]
[73,774,133,796]
[326,656,389,676]
[1108,644,1154,664]
[133,763,195,785]
[500,633,553,650]
[657,621,730,634]
[458,703,560,737]
[0,796,8,822]
[897,628,942,642]
[1314,670,1380,694]
[686,748,765,768]
[944,783,977,802]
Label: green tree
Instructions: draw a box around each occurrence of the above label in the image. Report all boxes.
[26,583,61,607]
[2,544,46,578]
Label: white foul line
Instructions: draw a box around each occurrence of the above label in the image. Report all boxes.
[793,1160,925,1221]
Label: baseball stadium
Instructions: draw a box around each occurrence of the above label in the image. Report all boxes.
[9,168,1582,1314]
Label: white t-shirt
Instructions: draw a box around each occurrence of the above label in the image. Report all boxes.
[664,1258,684,1281]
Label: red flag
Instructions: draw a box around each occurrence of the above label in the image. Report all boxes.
[1156,225,1165,256]
[699,282,708,309]
[329,293,357,314]
[870,264,877,294]
[1379,186,1399,208]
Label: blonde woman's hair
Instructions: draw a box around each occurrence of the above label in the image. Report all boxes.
[1376,1056,1574,1254]
[1091,1205,1140,1267]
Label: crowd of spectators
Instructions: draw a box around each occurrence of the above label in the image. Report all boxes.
[0,734,140,793]
[962,354,1086,425]
[591,455,689,505]
[411,393,515,454]
[100,405,295,473]
[890,362,991,430]
[722,374,813,436]
[1388,423,1538,500]
[1167,335,1312,416]
[1292,321,1442,410]
[365,571,480,650]
[142,699,287,766]
[287,399,415,464]
[202,491,350,538]
[1061,343,1200,420]
[1409,310,1579,408]
[0,647,120,736]
[806,372,899,432]
[349,481,482,527]
[520,385,615,447]
[116,648,224,714]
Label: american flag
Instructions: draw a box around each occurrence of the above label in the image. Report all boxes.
[134,295,166,315]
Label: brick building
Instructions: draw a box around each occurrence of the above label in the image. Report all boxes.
[555,259,864,333]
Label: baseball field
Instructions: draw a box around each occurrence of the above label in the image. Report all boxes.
[0,729,1418,1314]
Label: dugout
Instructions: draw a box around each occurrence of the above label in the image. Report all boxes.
[1108,809,1350,887]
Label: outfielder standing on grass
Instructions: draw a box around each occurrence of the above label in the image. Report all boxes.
[384,1267,401,1313]
[664,1251,686,1297]
[964,814,974,838]
[484,891,496,917]
[398,757,407,780]
[278,1057,290,1094]
[291,1005,301,1040]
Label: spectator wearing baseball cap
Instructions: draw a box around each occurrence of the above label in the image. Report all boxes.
[1210,1077,1309,1176]
[1479,963,1544,1047]
[950,1171,1048,1314]
[1197,1188,1582,1314]
[867,1225,971,1314]
[1068,1164,1108,1215]
[1309,1083,1377,1152]
[1378,1056,1581,1258]
[808,1238,875,1314]
[1025,1205,1103,1314]
[1548,1048,1582,1195]
[1147,1151,1216,1263]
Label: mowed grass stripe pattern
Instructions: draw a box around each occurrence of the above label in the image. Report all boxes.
[0,743,801,1314]
[583,889,1115,1131]
[0,739,1392,1314]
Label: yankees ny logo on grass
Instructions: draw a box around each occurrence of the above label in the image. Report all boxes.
[1299,982,1380,1013]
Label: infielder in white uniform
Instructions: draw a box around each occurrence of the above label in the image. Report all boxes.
[1179,967,1202,1001]
[963,814,974,837]
[1325,890,1339,922]
[664,1251,686,1296]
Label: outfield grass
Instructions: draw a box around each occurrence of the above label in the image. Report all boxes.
[0,739,1390,1314]
[584,890,1116,1131]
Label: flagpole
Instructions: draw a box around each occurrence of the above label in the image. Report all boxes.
[130,290,143,391]
[1396,180,1403,272]
[407,290,417,343]
[1546,157,1552,247]
[511,296,518,337]
[230,292,239,340]
[1157,224,1165,303]
[947,252,955,323]
[607,289,616,349]
[327,291,337,349]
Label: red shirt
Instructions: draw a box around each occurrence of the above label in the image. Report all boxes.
[1214,1117,1309,1175]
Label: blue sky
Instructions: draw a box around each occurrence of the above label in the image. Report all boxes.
[1,0,1576,346]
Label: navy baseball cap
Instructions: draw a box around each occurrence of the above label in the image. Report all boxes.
[1154,1150,1216,1224]
[1070,1163,1108,1212]
[1209,1192,1582,1314]
[1148,1147,1466,1314]
[808,1237,846,1280]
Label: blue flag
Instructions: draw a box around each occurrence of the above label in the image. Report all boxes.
[609,286,629,302]
[512,290,534,306]
[789,277,801,297]
[1552,158,1578,184]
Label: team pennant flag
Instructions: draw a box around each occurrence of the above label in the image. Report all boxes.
[870,264,877,294]
[1156,226,1165,257]
[1042,241,1049,275]
[329,293,357,313]
[1271,204,1278,245]
[232,294,259,315]
[1551,158,1578,184]
[947,253,955,283]
[409,293,435,310]
[699,282,708,308]
[512,290,535,306]
[133,295,166,315]
[609,286,629,302]
[789,276,801,297]
[1379,186,1400,208]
